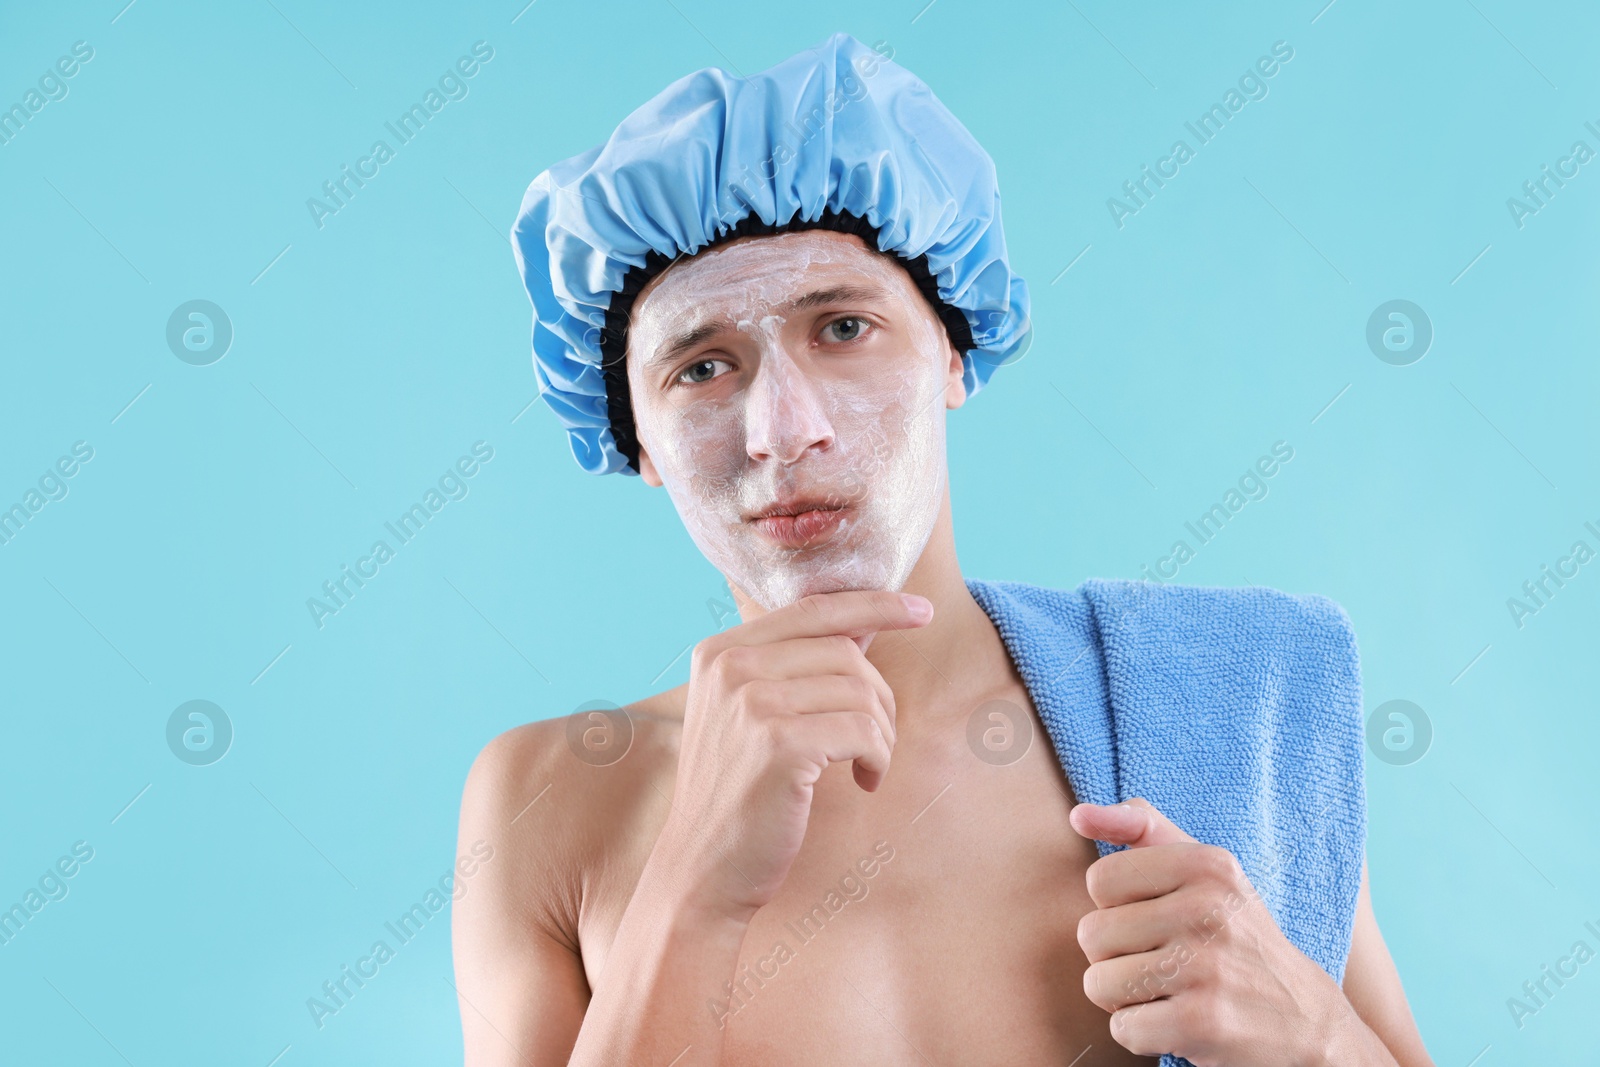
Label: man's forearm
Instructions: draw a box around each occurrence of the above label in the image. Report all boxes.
[568,845,752,1067]
[1312,1012,1405,1067]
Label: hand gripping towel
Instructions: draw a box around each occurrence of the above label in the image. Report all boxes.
[967,577,1366,1067]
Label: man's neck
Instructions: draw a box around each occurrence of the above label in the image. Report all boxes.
[862,514,1004,720]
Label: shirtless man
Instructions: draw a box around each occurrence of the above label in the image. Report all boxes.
[455,35,1434,1067]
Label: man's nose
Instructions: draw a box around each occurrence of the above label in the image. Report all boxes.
[742,350,835,464]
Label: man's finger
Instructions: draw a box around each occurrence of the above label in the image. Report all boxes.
[1107,997,1186,1059]
[1083,847,1198,908]
[1083,945,1195,1013]
[779,709,894,792]
[725,636,896,723]
[1070,797,1196,850]
[1077,895,1176,963]
[726,590,934,648]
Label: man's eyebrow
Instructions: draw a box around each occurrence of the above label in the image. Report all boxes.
[643,320,732,369]
[787,284,891,312]
[640,284,893,369]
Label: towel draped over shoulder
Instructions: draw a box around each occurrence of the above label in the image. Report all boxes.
[967,577,1367,1067]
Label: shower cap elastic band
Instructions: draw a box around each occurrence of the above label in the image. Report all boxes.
[511,31,1032,475]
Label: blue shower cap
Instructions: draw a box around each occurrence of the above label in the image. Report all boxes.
[511,32,1031,475]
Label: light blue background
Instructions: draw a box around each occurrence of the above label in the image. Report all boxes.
[2,0,1596,1062]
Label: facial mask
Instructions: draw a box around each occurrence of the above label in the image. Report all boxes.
[626,230,954,611]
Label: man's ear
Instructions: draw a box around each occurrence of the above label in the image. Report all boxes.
[943,339,969,410]
[637,442,664,486]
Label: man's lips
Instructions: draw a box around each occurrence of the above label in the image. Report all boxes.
[747,501,851,549]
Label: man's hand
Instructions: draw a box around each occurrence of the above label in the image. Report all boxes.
[658,589,932,922]
[1069,799,1397,1067]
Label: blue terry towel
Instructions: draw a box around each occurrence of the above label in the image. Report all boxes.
[967,577,1366,1067]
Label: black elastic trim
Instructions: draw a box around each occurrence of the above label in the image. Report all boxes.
[598,208,975,474]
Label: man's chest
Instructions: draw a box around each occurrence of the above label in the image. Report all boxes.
[711,742,1153,1065]
[581,714,1157,1065]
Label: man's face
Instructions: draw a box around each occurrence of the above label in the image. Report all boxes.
[626,229,966,611]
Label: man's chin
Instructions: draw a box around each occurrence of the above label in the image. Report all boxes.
[739,562,907,613]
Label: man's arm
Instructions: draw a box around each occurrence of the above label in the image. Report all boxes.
[451,723,757,1066]
[1342,862,1434,1067]
[451,724,591,1064]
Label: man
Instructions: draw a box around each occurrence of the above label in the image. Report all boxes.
[454,34,1433,1066]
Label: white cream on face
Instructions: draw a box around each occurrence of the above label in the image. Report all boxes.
[625,230,957,611]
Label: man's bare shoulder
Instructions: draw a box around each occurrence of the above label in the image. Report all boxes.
[460,687,687,884]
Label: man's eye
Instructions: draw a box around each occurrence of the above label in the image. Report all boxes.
[821,317,870,344]
[675,359,729,385]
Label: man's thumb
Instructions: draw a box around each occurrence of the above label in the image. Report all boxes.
[1069,797,1196,848]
